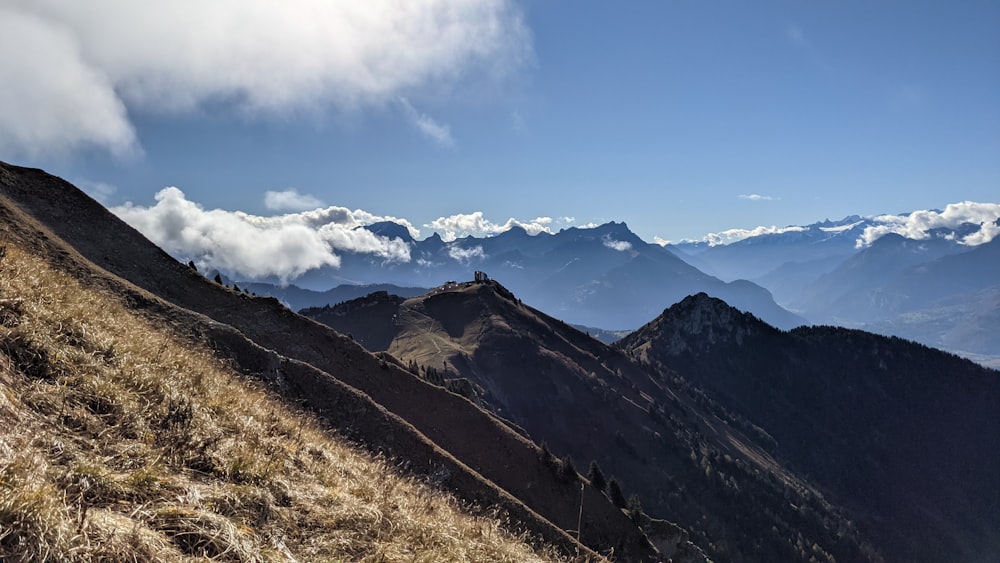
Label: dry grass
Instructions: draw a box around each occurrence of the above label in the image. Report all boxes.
[0,244,565,562]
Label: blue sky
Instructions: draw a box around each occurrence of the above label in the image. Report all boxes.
[2,0,998,245]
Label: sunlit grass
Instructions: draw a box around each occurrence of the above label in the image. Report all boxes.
[0,244,564,562]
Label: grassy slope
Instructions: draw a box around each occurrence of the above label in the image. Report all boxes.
[0,244,564,562]
[0,162,651,561]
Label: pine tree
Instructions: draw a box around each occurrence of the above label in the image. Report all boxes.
[626,494,643,522]
[587,460,607,492]
[558,455,577,482]
[608,477,627,508]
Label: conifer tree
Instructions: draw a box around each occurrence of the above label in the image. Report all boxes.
[608,477,627,508]
[587,460,607,492]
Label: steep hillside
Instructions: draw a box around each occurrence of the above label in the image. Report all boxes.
[0,162,658,560]
[0,244,559,562]
[617,294,1000,563]
[307,281,880,563]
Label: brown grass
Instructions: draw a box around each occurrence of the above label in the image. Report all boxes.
[0,243,565,562]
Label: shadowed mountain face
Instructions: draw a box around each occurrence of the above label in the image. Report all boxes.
[617,294,1000,563]
[307,281,880,563]
[0,161,660,561]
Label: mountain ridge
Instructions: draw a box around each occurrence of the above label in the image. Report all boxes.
[0,161,660,560]
[617,294,1000,563]
[307,279,881,563]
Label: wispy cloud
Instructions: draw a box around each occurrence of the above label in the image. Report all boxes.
[426,212,553,241]
[264,189,324,212]
[858,202,1000,247]
[0,1,532,157]
[447,245,486,264]
[111,188,413,281]
[399,98,455,147]
[739,193,779,201]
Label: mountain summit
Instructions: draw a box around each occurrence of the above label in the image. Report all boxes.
[307,280,879,563]
[617,297,1000,563]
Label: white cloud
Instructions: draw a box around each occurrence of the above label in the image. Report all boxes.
[653,236,670,247]
[0,8,137,158]
[111,187,412,281]
[0,0,532,157]
[739,193,779,201]
[399,97,455,147]
[426,211,553,241]
[857,202,1000,247]
[447,245,486,264]
[703,225,807,246]
[602,235,632,252]
[264,189,324,212]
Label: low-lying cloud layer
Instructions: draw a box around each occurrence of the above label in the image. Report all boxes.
[665,201,1000,247]
[0,0,532,156]
[426,211,555,242]
[701,225,807,246]
[111,188,412,281]
[858,202,1000,247]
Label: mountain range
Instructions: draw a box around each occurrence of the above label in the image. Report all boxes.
[282,220,807,331]
[672,215,1000,365]
[225,208,1000,366]
[3,161,998,562]
[304,279,1000,562]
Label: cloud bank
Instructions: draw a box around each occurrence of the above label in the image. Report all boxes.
[857,202,1000,247]
[426,212,554,242]
[0,0,532,156]
[739,193,779,201]
[111,188,412,281]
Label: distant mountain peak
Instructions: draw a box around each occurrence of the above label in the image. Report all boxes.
[623,293,775,356]
[364,221,415,243]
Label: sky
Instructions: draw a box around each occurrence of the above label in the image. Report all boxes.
[2,0,999,249]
